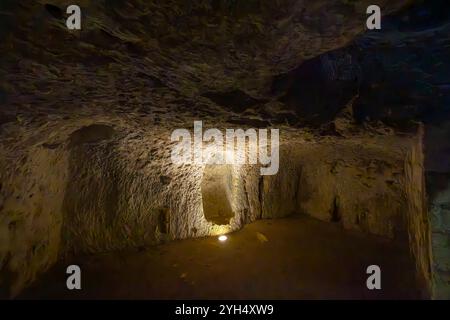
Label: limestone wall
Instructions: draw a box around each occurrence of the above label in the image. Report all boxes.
[0,123,434,298]
[404,126,433,298]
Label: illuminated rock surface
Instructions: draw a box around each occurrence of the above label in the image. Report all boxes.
[0,0,449,298]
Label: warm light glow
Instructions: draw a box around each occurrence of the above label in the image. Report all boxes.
[211,223,232,236]
[218,235,228,242]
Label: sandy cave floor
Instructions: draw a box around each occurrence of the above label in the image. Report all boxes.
[20,215,421,300]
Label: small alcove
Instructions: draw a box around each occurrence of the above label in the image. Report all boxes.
[201,164,235,225]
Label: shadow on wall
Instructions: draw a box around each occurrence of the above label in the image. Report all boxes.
[271,49,360,127]
[424,123,450,299]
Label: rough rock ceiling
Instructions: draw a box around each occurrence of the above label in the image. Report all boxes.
[0,0,410,137]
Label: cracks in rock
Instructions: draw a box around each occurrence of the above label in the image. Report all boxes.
[241,174,250,223]
[258,175,264,219]
[294,165,302,208]
[331,196,341,223]
[157,207,170,235]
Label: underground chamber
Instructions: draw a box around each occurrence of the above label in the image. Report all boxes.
[0,0,448,301]
[1,131,433,299]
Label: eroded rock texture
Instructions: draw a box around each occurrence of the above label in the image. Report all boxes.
[0,0,447,298]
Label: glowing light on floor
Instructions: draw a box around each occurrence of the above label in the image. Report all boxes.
[218,235,228,242]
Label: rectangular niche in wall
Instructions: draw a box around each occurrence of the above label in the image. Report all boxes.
[201,164,235,225]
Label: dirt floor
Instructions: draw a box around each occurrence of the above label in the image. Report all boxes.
[20,215,421,299]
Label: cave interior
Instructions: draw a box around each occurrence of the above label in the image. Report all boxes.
[0,0,449,300]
